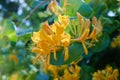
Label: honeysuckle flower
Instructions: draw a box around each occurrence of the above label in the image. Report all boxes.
[91,16,103,41]
[61,34,71,61]
[31,0,105,78]
[71,12,102,55]
[9,55,18,64]
[48,0,62,15]
[71,13,91,54]
[60,64,81,80]
[48,0,70,15]
[48,65,61,78]
[111,34,120,48]
[58,15,70,27]
[48,64,81,80]
[31,32,41,44]
[32,15,71,70]
[92,66,119,80]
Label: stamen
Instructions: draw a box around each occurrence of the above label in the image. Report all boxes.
[78,28,89,42]
[53,48,57,60]
[92,16,97,25]
[64,47,69,61]
[88,27,97,39]
[68,23,76,35]
[72,21,77,35]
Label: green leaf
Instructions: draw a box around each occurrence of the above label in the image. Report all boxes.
[90,2,107,17]
[31,0,49,10]
[78,2,93,18]
[26,71,36,80]
[84,0,92,3]
[50,42,84,65]
[80,64,94,80]
[19,33,32,42]
[90,33,110,52]
[61,0,82,16]
[104,20,120,34]
[38,10,52,18]
[3,19,17,42]
[100,16,120,34]
[0,37,9,47]
[100,16,113,25]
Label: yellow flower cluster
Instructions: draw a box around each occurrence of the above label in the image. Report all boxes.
[111,34,120,48]
[71,13,102,54]
[31,15,70,65]
[92,66,119,80]
[31,0,103,74]
[48,63,81,80]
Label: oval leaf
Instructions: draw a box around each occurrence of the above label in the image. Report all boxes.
[78,2,93,18]
[60,0,82,16]
[50,42,84,65]
[90,33,110,52]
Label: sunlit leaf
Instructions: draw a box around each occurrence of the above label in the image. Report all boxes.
[38,10,52,18]
[84,0,92,3]
[3,19,17,42]
[60,0,82,16]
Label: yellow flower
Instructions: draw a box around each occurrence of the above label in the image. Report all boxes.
[48,0,62,15]
[10,73,18,80]
[32,15,70,71]
[9,55,18,64]
[31,32,41,43]
[51,15,70,61]
[48,0,70,15]
[60,64,80,80]
[48,65,60,78]
[58,15,70,27]
[51,15,69,36]
[92,16,103,39]
[111,34,120,48]
[61,34,71,61]
[71,12,102,55]
[92,66,119,80]
[48,64,81,80]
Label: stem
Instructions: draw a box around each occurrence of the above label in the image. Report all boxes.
[68,23,76,35]
[71,20,77,36]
